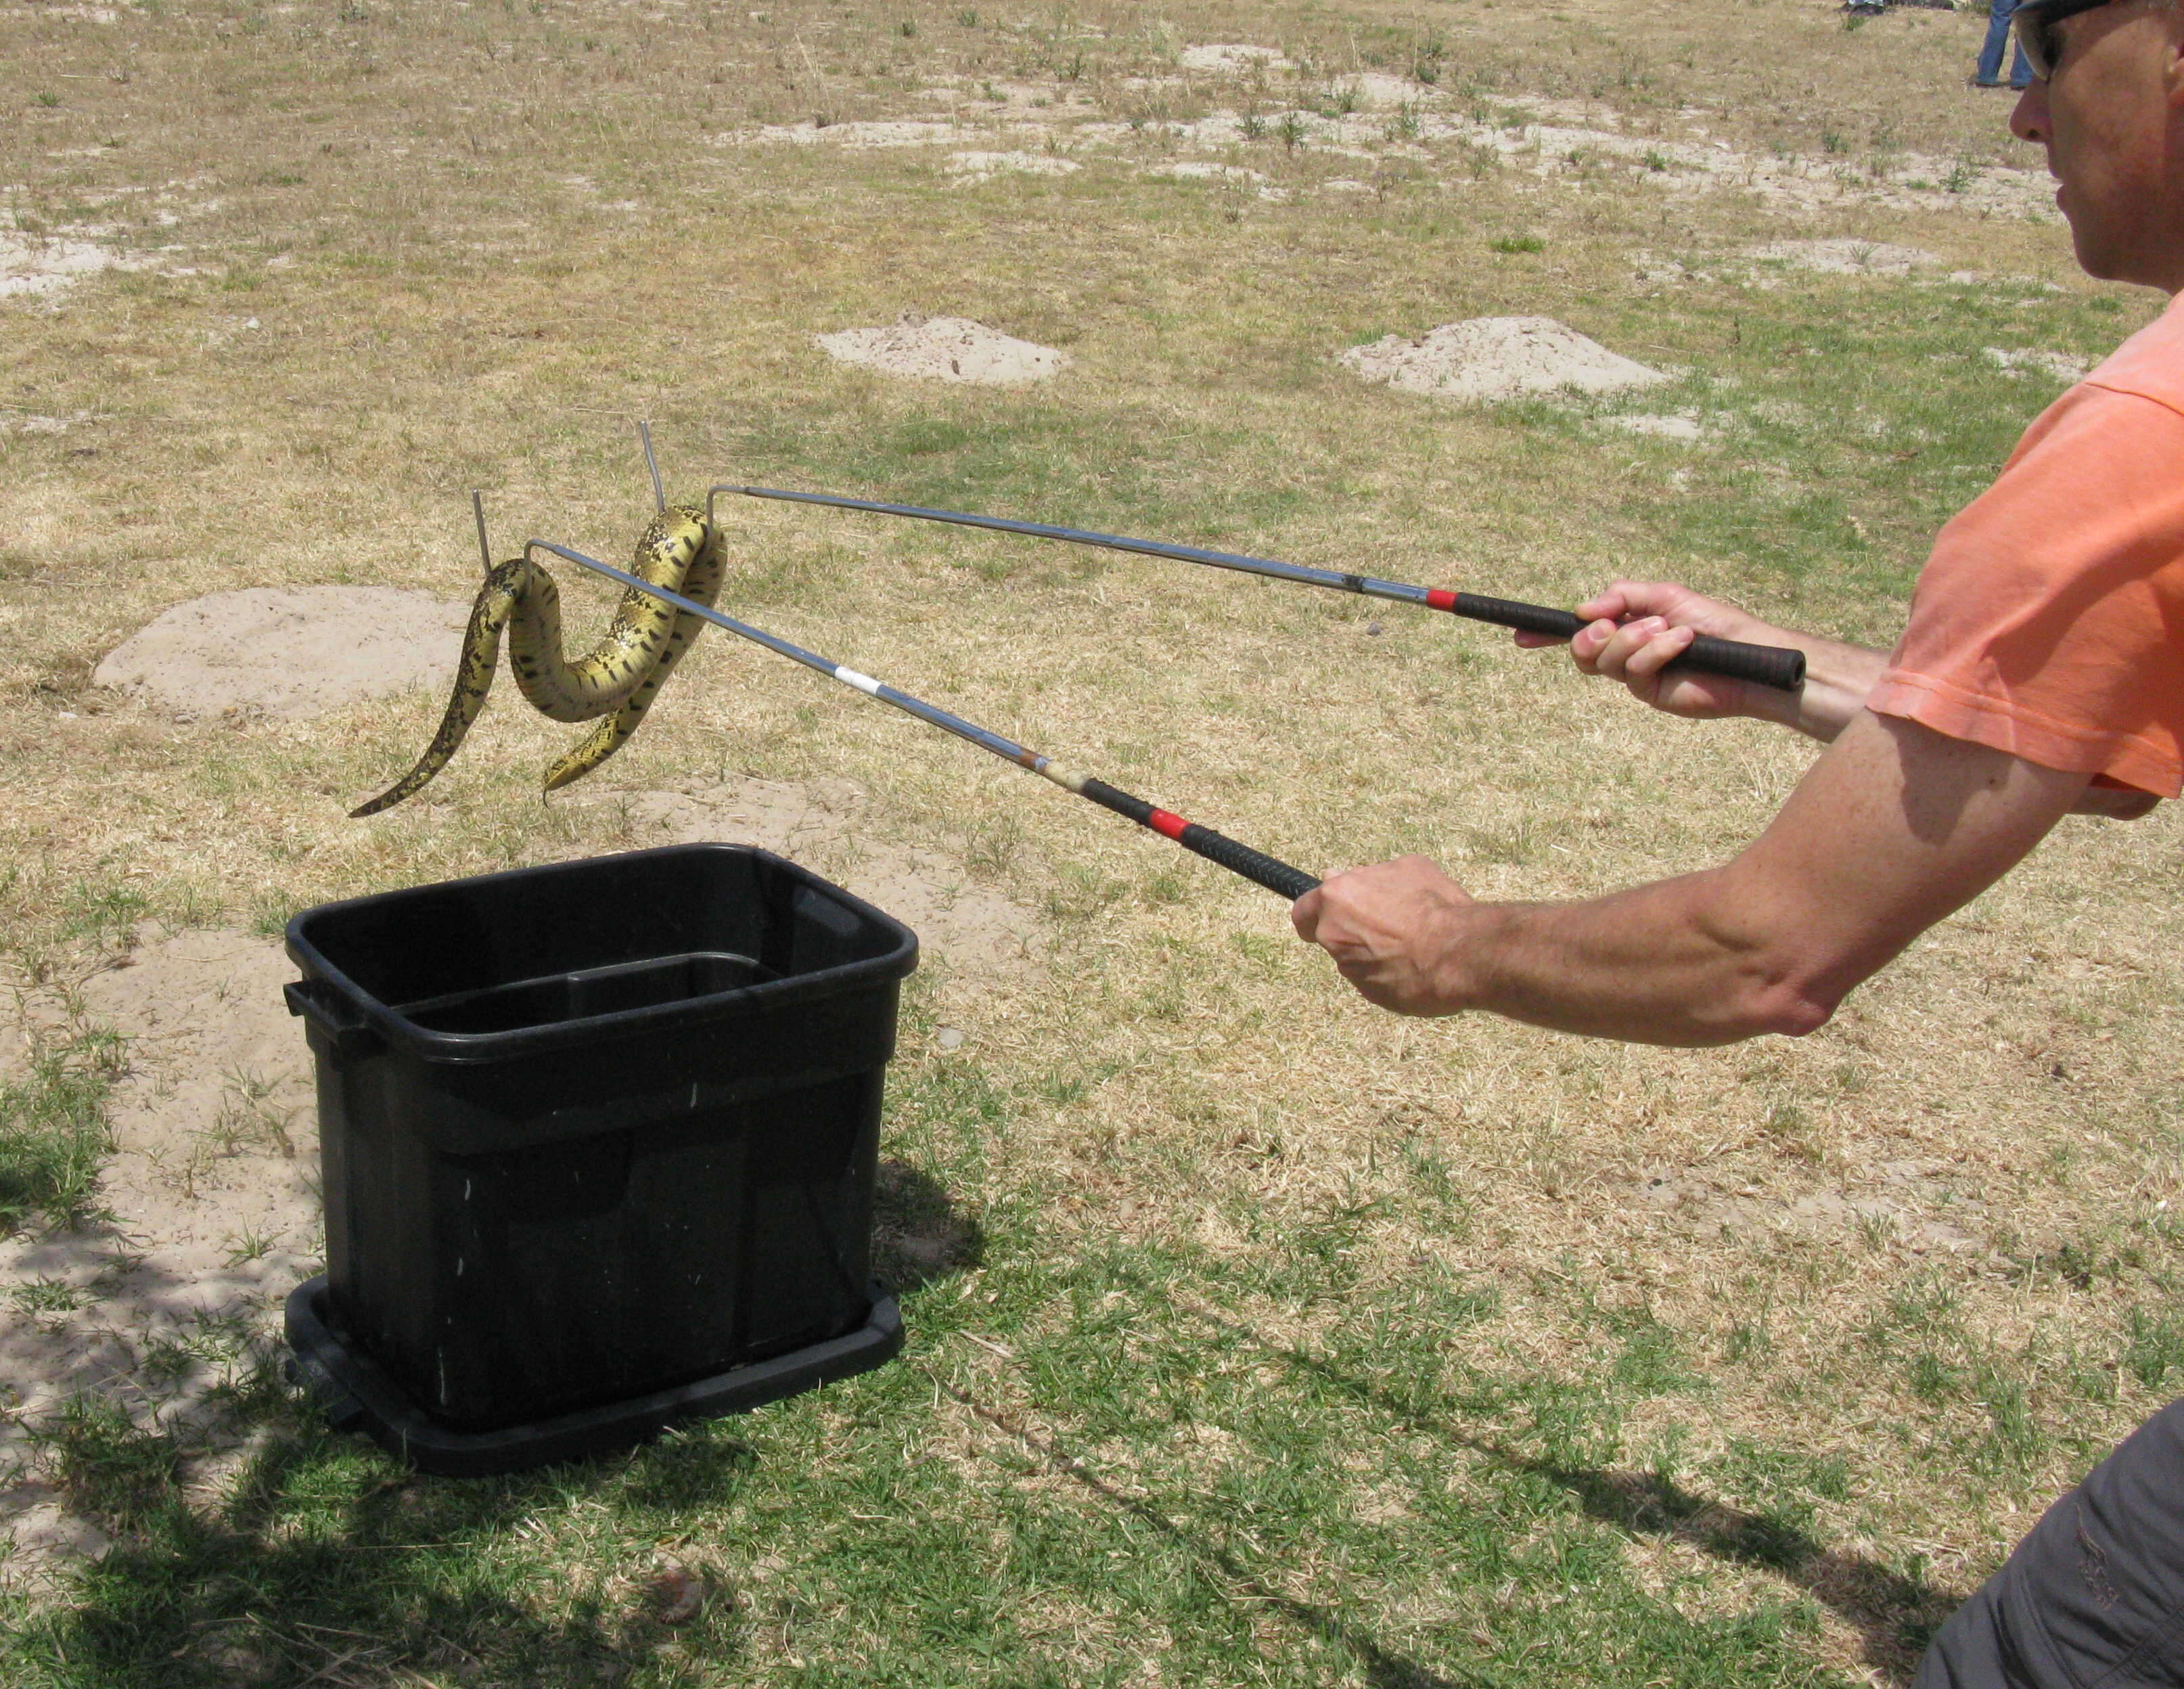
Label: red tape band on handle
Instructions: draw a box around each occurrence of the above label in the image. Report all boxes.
[1077,780,1319,899]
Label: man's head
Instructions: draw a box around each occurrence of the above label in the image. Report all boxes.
[2011,0,2184,290]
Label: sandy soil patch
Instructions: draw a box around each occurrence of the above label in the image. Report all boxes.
[1340,317,1670,404]
[815,314,1070,386]
[717,84,2055,221]
[0,223,140,299]
[1150,160,1284,200]
[735,118,967,148]
[1595,412,1708,441]
[1,930,318,1584]
[1634,1158,1982,1255]
[92,586,470,723]
[576,775,1040,981]
[718,83,2054,224]
[0,411,83,435]
[947,150,1079,180]
[1985,346,2091,382]
[1747,238,1942,276]
[1177,43,1293,74]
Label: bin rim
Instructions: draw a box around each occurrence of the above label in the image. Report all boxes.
[283,843,919,1064]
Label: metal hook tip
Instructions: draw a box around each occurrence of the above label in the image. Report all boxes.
[470,489,493,576]
[637,420,665,514]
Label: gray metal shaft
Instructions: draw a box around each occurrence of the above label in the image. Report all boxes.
[709,484,1434,606]
[472,490,493,577]
[638,421,666,514]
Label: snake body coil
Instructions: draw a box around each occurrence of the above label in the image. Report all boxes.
[350,503,724,817]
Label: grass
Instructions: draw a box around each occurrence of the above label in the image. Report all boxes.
[0,1029,124,1232]
[3,0,2182,1681]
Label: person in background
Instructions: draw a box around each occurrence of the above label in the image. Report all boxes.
[1297,0,2184,1681]
[1977,0,2037,87]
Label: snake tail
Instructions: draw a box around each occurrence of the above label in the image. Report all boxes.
[348,561,526,817]
[542,526,727,791]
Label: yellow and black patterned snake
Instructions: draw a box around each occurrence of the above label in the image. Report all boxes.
[350,503,724,817]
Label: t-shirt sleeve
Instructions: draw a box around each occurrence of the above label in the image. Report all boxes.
[1867,382,2184,800]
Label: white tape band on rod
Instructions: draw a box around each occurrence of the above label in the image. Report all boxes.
[833,667,884,696]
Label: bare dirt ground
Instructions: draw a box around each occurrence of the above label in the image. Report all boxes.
[816,313,1072,384]
[0,929,315,1572]
[91,587,470,722]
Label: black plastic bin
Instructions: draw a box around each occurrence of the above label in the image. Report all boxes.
[281,844,918,1474]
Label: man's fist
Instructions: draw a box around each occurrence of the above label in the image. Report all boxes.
[1290,855,1477,1016]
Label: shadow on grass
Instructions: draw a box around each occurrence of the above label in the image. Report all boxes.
[6,1416,758,1687]
[1160,1288,1957,1686]
[7,1164,993,1686]
[932,1373,1480,1689]
[1509,1457,1951,1684]
[873,1157,986,1292]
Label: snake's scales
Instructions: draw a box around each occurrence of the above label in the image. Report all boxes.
[350,503,724,817]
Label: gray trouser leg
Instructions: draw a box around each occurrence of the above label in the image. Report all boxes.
[1916,1398,2184,1688]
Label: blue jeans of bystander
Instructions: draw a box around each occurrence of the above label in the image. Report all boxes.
[1977,0,2033,88]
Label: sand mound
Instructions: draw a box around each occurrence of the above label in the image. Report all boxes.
[815,315,1070,386]
[585,776,1040,981]
[1746,238,1940,275]
[93,585,470,723]
[1340,317,1669,403]
[2,930,318,1580]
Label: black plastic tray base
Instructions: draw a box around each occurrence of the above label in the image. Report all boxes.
[284,1276,903,1477]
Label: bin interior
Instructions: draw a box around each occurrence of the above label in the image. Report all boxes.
[292,847,899,1036]
[398,951,780,1035]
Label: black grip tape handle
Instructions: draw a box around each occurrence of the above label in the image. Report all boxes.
[1175,824,1322,901]
[1078,778,1321,901]
[1452,593,1806,691]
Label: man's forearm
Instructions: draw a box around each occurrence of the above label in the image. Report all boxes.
[1294,715,2094,1044]
[1436,874,1838,1045]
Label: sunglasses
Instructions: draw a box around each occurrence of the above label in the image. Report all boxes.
[2013,0,2120,81]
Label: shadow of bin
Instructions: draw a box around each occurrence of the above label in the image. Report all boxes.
[279,844,917,1476]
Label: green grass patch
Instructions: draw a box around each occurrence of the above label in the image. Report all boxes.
[0,1028,124,1232]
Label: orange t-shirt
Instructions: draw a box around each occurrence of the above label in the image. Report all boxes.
[1867,291,2184,798]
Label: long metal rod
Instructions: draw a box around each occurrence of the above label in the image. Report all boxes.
[471,490,493,577]
[637,420,666,514]
[524,535,1321,901]
[709,483,1424,602]
[705,482,1806,691]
